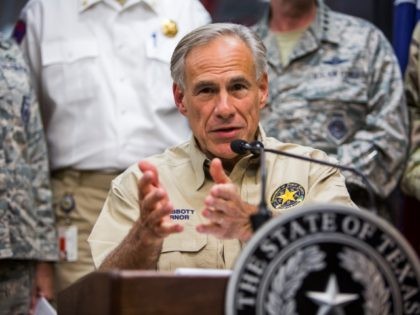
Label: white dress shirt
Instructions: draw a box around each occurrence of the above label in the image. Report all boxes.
[19,0,211,170]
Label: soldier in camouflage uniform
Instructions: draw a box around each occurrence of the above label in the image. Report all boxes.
[401,22,420,201]
[253,0,409,221]
[0,35,58,314]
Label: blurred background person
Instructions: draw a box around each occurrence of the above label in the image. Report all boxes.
[402,22,420,202]
[15,0,210,291]
[401,22,420,257]
[252,0,409,223]
[0,35,58,314]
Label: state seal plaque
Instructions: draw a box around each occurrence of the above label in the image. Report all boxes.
[226,204,420,315]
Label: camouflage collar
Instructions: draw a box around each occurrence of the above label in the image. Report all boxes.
[312,0,341,46]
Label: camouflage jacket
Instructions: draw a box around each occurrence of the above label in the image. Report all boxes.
[401,23,420,201]
[0,36,57,261]
[253,0,409,199]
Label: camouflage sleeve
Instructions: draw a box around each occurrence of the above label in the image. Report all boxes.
[337,28,409,198]
[22,57,58,261]
[17,0,44,107]
[401,23,420,201]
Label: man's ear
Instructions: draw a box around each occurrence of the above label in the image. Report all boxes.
[173,83,187,116]
[258,72,269,110]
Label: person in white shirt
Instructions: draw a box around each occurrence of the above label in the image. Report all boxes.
[15,0,210,292]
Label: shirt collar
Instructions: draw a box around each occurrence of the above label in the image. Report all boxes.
[189,126,266,190]
[78,0,157,13]
[310,0,341,45]
[188,136,209,191]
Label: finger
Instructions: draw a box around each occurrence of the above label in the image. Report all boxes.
[141,187,169,216]
[208,183,238,202]
[196,222,224,237]
[202,207,226,224]
[156,219,184,236]
[138,171,156,200]
[209,158,231,184]
[138,160,159,186]
[143,203,183,237]
[204,195,236,220]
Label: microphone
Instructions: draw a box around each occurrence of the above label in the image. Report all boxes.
[230,139,261,155]
[230,139,377,230]
[231,140,272,231]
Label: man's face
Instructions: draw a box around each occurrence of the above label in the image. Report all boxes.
[173,36,268,165]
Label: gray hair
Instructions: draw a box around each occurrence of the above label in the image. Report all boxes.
[170,23,268,90]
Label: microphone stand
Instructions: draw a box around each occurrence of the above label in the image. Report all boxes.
[263,148,377,214]
[250,143,272,231]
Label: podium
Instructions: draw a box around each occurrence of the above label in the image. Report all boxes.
[57,270,229,315]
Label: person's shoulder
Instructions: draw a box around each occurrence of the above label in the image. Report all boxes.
[0,37,25,64]
[113,142,192,185]
[326,8,391,50]
[151,141,192,168]
[265,136,333,161]
[157,0,211,23]
[413,22,420,42]
[157,0,207,12]
[23,0,52,11]
[22,0,67,16]
[330,9,386,38]
[0,36,14,53]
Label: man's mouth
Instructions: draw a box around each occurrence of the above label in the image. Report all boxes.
[210,126,242,139]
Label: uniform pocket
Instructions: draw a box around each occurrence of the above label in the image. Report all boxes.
[161,232,207,253]
[158,232,207,271]
[41,39,100,106]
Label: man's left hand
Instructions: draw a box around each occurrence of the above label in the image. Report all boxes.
[196,158,257,242]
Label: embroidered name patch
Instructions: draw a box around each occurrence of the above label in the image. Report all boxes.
[170,209,195,220]
[270,182,305,209]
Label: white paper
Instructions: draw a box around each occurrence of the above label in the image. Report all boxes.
[34,297,57,315]
[175,268,232,276]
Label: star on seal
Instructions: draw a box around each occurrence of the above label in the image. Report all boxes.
[306,274,358,315]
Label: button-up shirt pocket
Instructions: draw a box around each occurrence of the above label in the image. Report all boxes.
[41,39,100,106]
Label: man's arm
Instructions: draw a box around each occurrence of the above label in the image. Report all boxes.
[338,27,409,198]
[99,161,183,270]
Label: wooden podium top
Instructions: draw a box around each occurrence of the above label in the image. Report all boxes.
[58,270,229,315]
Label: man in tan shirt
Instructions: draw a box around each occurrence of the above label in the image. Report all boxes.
[88,23,355,271]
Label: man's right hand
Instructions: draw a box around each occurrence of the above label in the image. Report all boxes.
[99,161,182,270]
[137,160,183,244]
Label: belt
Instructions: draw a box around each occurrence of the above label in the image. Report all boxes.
[51,169,123,190]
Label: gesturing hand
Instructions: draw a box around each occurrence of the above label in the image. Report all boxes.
[196,158,257,242]
[138,161,183,243]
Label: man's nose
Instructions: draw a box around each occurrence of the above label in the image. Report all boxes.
[214,91,235,118]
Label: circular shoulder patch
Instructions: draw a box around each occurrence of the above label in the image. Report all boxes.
[12,20,26,44]
[270,182,305,209]
[226,204,420,315]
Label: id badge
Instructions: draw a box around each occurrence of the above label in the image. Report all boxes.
[58,225,78,262]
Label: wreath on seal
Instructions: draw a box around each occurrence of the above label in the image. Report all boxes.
[339,248,391,315]
[265,246,326,315]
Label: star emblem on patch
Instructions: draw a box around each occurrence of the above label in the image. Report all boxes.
[271,182,305,209]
